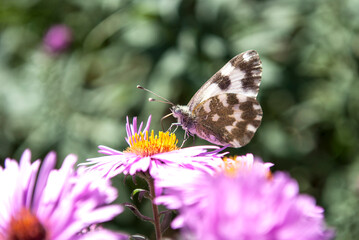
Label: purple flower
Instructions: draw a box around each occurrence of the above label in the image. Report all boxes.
[83,116,225,179]
[0,149,127,240]
[43,24,72,53]
[155,155,333,240]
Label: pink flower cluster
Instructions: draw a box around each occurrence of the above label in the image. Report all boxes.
[0,115,334,240]
[0,150,127,240]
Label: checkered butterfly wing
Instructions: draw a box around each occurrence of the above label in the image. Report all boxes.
[188,50,263,147]
[188,50,262,110]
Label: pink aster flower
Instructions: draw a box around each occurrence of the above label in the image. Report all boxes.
[0,149,127,240]
[155,155,333,240]
[83,115,225,179]
[43,24,72,54]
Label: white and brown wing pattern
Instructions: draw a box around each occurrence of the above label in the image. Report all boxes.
[192,93,262,148]
[171,50,263,148]
[187,50,262,111]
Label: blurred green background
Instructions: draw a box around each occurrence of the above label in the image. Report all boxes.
[1,0,359,239]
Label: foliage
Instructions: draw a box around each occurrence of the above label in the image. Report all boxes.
[1,0,359,238]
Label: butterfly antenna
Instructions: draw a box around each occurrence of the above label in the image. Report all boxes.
[137,85,174,105]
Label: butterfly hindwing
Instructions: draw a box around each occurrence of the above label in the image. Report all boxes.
[192,93,262,148]
[188,50,262,111]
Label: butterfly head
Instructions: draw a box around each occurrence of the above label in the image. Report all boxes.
[171,105,196,134]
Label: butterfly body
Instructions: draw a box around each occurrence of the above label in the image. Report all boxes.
[171,105,196,133]
[171,50,263,148]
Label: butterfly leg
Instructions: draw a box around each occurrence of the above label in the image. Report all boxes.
[167,122,180,133]
[180,131,192,148]
[161,112,174,131]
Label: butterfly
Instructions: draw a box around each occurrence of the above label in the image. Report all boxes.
[170,50,262,148]
[138,50,262,148]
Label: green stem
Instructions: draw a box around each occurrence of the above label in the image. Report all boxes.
[147,175,162,240]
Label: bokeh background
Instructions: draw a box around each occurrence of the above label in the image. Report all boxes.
[1,0,359,239]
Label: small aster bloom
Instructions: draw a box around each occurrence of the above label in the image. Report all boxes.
[155,155,333,240]
[83,115,225,179]
[43,24,72,53]
[222,153,273,176]
[0,149,127,240]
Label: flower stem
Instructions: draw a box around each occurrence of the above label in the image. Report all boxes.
[147,175,162,240]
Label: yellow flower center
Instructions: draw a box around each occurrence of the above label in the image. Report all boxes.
[222,156,248,176]
[125,130,179,157]
[222,156,272,179]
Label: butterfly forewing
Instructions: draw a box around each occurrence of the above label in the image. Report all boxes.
[192,93,262,148]
[187,50,262,111]
[170,50,263,148]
